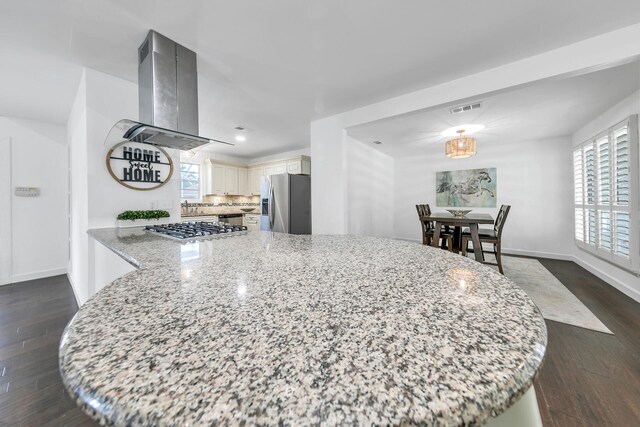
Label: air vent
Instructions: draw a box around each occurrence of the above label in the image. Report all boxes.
[372,140,383,145]
[235,126,246,131]
[450,102,482,114]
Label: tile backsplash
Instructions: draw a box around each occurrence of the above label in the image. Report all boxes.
[181,195,260,216]
[203,195,260,205]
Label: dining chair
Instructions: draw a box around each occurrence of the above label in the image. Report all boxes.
[416,204,454,251]
[461,205,511,274]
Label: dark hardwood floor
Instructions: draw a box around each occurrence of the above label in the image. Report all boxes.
[0,275,97,427]
[0,261,638,426]
[534,259,640,427]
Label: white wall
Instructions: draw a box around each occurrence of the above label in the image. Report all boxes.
[249,147,311,165]
[571,90,640,301]
[311,117,347,234]
[68,70,89,303]
[310,23,640,235]
[68,68,181,305]
[85,69,181,229]
[346,137,395,238]
[393,137,574,257]
[0,117,68,284]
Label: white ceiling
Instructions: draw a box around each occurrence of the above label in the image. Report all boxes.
[2,1,640,158]
[347,62,640,157]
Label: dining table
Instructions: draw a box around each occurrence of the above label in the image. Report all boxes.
[420,212,494,262]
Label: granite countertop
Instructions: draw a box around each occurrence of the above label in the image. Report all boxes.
[60,228,546,426]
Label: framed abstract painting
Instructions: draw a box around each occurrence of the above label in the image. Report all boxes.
[436,168,497,207]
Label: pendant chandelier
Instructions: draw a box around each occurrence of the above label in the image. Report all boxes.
[445,129,477,159]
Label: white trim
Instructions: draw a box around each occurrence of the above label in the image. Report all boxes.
[571,255,640,303]
[6,267,68,285]
[66,272,83,308]
[394,238,573,261]
[396,235,640,301]
[500,248,574,261]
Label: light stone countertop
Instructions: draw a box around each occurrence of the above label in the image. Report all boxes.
[59,228,546,426]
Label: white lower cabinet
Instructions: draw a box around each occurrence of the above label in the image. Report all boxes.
[243,214,260,231]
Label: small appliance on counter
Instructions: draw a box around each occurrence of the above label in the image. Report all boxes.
[260,173,311,234]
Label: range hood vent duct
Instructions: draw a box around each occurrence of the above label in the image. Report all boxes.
[106,30,232,151]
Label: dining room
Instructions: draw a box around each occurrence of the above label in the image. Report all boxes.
[330,59,640,425]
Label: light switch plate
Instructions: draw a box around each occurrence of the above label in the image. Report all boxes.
[15,187,40,197]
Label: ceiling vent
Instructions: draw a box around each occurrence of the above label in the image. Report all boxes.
[450,102,482,114]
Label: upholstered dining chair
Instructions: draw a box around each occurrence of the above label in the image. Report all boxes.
[461,205,511,274]
[416,204,453,251]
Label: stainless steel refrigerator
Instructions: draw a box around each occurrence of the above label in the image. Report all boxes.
[260,174,311,234]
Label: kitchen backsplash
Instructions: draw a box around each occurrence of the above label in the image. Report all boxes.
[182,195,260,216]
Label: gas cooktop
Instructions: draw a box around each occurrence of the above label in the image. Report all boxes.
[145,221,248,240]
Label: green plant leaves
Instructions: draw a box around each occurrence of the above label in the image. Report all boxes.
[116,210,170,221]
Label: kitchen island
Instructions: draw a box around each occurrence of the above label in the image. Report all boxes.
[60,228,546,426]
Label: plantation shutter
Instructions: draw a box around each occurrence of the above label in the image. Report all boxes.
[573,148,584,241]
[584,144,596,246]
[574,115,637,272]
[613,124,630,258]
[613,125,629,206]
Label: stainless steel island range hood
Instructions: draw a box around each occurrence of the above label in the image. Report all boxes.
[106,30,232,150]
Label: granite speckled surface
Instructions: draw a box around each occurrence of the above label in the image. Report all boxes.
[60,228,546,426]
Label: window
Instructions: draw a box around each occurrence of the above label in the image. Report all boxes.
[573,116,638,271]
[180,163,200,200]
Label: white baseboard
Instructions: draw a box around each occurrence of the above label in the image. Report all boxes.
[66,272,84,308]
[7,267,68,284]
[571,256,640,303]
[394,237,573,261]
[394,236,639,302]
[501,248,574,261]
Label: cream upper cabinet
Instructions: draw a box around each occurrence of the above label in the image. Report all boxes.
[206,156,310,196]
[225,166,238,195]
[286,157,311,175]
[247,167,262,195]
[264,162,286,177]
[237,168,248,195]
[286,160,301,174]
[209,162,226,195]
[207,162,239,195]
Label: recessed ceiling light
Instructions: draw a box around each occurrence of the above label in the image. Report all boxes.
[440,124,485,137]
[372,140,383,145]
[235,134,246,142]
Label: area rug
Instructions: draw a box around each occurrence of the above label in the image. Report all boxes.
[476,254,612,334]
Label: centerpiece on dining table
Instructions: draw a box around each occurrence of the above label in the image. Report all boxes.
[446,209,472,217]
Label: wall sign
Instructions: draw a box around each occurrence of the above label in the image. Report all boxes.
[106,141,174,191]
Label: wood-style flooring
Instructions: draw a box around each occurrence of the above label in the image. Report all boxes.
[0,260,638,426]
[0,275,95,427]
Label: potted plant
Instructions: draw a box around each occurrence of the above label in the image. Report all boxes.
[116,210,171,228]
